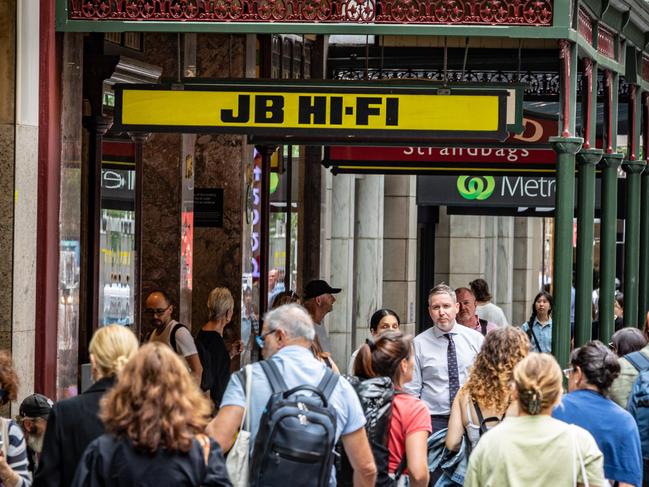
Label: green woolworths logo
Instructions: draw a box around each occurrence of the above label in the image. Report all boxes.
[456,176,496,200]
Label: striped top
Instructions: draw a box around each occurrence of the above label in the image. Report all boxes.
[1,419,31,487]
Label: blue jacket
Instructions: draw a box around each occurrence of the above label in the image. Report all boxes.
[427,428,470,486]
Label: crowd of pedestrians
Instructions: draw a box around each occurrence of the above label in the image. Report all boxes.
[1,279,648,486]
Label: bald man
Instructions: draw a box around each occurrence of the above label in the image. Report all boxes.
[145,290,202,384]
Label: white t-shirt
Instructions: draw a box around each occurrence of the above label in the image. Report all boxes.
[476,303,509,328]
[148,319,198,357]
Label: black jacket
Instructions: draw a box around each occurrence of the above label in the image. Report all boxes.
[34,376,116,487]
[71,434,232,487]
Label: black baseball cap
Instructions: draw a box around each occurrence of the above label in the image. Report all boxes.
[19,394,53,419]
[303,280,342,300]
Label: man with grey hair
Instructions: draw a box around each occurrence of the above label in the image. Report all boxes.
[405,283,484,433]
[207,304,377,486]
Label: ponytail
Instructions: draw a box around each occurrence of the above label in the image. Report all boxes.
[353,342,375,379]
[513,353,562,415]
[352,332,412,384]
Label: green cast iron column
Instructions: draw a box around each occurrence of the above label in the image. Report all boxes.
[624,85,644,328]
[640,168,649,323]
[638,95,649,322]
[624,159,645,327]
[550,137,582,366]
[599,153,623,342]
[575,148,602,346]
[574,57,600,346]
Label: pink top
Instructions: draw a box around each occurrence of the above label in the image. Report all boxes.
[387,392,432,473]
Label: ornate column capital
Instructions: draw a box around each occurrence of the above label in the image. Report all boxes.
[549,136,583,155]
[577,148,602,166]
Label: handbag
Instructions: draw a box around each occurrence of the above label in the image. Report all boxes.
[226,364,252,487]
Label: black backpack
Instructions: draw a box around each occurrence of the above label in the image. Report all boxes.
[336,376,407,487]
[250,359,339,487]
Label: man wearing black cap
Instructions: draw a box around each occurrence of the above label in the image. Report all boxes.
[302,279,341,354]
[17,393,53,475]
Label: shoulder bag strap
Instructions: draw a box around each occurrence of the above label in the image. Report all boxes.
[527,323,543,353]
[625,351,649,372]
[479,319,488,336]
[260,358,288,393]
[316,367,339,401]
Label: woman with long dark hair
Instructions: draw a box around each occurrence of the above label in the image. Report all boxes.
[353,332,429,487]
[553,341,642,487]
[520,291,553,353]
[72,342,231,486]
[347,309,401,374]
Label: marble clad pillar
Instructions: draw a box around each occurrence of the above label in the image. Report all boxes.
[0,0,16,353]
[191,34,246,334]
[327,174,355,370]
[383,175,417,336]
[140,34,182,319]
[512,218,544,325]
[496,217,514,323]
[11,0,40,402]
[353,175,384,357]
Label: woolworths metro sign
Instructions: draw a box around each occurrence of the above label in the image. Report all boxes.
[418,175,562,207]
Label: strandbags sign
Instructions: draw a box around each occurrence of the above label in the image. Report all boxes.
[325,111,557,175]
[113,81,512,142]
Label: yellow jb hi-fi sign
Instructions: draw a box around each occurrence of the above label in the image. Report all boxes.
[114,81,515,142]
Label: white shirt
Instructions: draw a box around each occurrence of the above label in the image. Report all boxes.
[404,322,484,415]
[476,302,509,328]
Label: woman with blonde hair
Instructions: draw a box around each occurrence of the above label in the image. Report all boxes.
[446,327,529,451]
[465,353,605,486]
[35,325,139,487]
[72,343,231,486]
[196,287,242,411]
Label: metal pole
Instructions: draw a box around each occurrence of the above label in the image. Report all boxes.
[575,149,601,345]
[575,58,601,346]
[599,70,622,342]
[550,40,582,367]
[258,145,275,319]
[599,154,623,341]
[640,169,649,322]
[284,146,292,291]
[623,86,645,328]
[638,96,649,321]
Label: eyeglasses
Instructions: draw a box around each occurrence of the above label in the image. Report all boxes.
[255,328,279,349]
[562,367,574,379]
[144,305,171,316]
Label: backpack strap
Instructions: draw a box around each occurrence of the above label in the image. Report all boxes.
[169,323,185,354]
[393,454,408,480]
[479,319,488,336]
[260,358,289,393]
[316,367,339,401]
[625,351,649,372]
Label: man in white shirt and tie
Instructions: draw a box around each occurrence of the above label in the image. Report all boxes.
[405,283,484,433]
